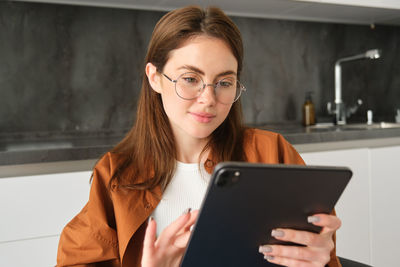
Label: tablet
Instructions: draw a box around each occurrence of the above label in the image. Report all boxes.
[180,162,352,267]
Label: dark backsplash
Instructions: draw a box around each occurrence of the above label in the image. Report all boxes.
[1,2,399,134]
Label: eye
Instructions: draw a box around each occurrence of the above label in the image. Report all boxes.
[183,77,198,83]
[217,78,235,88]
[180,73,201,85]
[219,81,232,87]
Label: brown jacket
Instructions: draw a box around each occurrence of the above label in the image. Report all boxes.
[57,128,341,267]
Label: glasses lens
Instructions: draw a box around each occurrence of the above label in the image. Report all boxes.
[215,78,240,104]
[176,73,203,100]
[175,72,244,104]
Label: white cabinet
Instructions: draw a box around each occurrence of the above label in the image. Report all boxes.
[0,236,60,267]
[369,146,400,267]
[297,0,400,9]
[0,171,91,267]
[300,145,400,267]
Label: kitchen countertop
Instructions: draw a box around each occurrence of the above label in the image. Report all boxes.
[0,129,124,166]
[258,122,400,145]
[1,123,400,177]
[259,122,400,152]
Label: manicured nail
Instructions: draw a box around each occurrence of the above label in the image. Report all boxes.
[182,208,192,215]
[271,229,284,237]
[259,245,272,253]
[308,216,320,223]
[264,255,274,261]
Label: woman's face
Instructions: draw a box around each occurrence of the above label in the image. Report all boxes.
[147,35,238,142]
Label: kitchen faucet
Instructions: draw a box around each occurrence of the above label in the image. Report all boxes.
[327,49,381,125]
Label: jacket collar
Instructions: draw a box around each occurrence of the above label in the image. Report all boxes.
[116,185,162,267]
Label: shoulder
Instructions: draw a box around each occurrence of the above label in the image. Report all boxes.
[91,152,128,189]
[244,127,281,142]
[243,128,287,149]
[243,128,304,165]
[94,152,123,176]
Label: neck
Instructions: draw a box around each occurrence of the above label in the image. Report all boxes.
[175,136,210,164]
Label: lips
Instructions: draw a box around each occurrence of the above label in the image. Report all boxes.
[189,112,216,123]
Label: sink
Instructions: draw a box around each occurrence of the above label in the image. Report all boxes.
[341,122,400,130]
[308,122,400,132]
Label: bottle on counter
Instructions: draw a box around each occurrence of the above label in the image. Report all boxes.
[303,91,315,126]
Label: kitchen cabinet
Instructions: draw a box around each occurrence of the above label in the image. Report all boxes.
[369,146,400,267]
[300,145,400,267]
[298,0,400,9]
[0,236,60,267]
[10,0,400,26]
[0,171,91,267]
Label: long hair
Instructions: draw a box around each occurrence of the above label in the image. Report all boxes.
[109,6,246,191]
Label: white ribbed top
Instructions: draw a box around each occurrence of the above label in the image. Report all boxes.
[152,161,211,236]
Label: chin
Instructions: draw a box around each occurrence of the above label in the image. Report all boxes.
[188,128,217,140]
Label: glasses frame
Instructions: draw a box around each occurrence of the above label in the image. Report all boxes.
[161,72,246,104]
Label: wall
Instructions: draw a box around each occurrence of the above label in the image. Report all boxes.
[1,2,400,134]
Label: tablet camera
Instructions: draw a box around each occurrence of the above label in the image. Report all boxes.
[215,169,241,187]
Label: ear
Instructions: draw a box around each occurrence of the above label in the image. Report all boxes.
[145,62,162,93]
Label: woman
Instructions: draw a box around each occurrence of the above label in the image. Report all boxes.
[57,6,342,267]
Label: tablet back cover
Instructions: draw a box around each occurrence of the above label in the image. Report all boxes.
[180,162,352,267]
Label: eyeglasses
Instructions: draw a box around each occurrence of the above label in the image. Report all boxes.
[161,72,246,104]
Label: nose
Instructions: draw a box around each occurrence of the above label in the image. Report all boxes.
[197,84,217,105]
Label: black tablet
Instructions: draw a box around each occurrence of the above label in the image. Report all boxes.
[180,162,352,267]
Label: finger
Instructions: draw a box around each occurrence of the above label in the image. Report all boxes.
[263,255,312,267]
[271,228,327,247]
[259,244,330,263]
[308,214,341,234]
[174,210,199,248]
[143,217,157,257]
[174,230,192,248]
[181,210,199,233]
[156,209,191,248]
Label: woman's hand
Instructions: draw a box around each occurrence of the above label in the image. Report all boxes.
[141,209,198,267]
[259,213,341,267]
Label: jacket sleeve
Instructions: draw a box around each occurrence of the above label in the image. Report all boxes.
[277,134,305,165]
[56,153,121,267]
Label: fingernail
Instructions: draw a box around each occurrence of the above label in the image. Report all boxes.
[259,245,272,253]
[308,216,320,223]
[264,255,274,261]
[182,208,192,215]
[271,229,284,237]
[148,216,154,223]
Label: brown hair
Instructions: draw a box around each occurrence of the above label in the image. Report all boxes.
[109,5,246,191]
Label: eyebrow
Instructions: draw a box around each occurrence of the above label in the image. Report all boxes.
[177,65,237,78]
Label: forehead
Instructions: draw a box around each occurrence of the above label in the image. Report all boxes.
[164,35,238,75]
